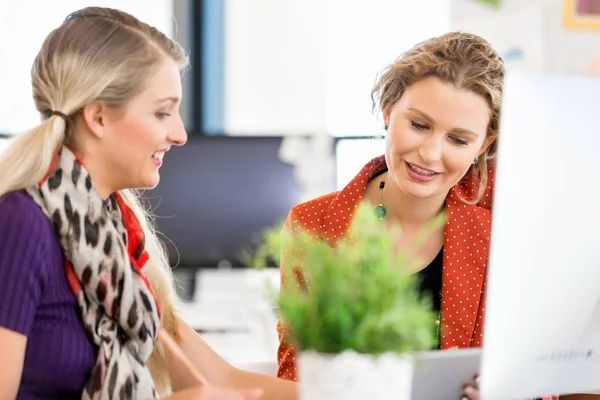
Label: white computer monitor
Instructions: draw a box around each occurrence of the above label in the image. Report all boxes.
[480,71,600,399]
[335,137,385,189]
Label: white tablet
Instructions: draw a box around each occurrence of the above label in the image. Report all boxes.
[411,348,481,400]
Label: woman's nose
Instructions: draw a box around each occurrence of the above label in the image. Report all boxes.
[418,135,443,163]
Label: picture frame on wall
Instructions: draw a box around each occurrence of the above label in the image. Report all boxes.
[563,0,600,30]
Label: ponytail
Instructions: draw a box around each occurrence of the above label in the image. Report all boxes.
[0,115,66,198]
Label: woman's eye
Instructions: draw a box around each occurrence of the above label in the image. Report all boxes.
[450,136,469,146]
[156,112,171,120]
[411,120,428,130]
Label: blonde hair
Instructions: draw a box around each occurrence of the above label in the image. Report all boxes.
[0,7,188,394]
[371,31,505,204]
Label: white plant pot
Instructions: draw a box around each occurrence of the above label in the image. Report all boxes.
[298,350,413,400]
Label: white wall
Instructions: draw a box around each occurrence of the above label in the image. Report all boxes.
[0,0,174,135]
[324,0,451,137]
[451,0,600,76]
[224,0,329,136]
[542,0,600,75]
[224,0,451,136]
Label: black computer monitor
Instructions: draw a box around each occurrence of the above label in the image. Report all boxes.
[144,136,308,268]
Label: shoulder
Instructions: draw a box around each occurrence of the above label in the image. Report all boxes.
[284,155,385,237]
[0,189,49,225]
[284,191,340,233]
[0,189,38,210]
[0,190,58,255]
[453,163,496,210]
[0,190,62,335]
[445,190,492,256]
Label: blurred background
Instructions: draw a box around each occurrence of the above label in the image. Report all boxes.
[1,0,599,372]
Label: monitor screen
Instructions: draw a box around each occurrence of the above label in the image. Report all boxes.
[144,136,307,268]
[335,137,385,189]
[480,71,600,399]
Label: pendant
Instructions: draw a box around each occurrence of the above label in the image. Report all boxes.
[374,204,387,220]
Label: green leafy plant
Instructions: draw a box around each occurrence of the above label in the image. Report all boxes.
[250,203,443,356]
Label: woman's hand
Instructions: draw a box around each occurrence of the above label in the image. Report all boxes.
[172,318,299,400]
[462,374,480,400]
[462,376,561,400]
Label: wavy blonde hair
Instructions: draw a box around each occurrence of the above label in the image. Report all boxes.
[0,7,188,395]
[371,31,505,204]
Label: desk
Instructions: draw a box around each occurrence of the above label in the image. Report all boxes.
[175,268,280,366]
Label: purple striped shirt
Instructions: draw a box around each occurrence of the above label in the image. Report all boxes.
[0,190,96,399]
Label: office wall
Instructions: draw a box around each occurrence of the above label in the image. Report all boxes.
[0,0,174,135]
[452,0,600,76]
[222,0,451,137]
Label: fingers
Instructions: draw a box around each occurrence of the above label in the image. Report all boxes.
[462,384,479,400]
[462,374,480,400]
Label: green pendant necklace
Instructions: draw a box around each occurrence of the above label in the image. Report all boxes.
[374,176,444,348]
[374,177,443,348]
[374,180,387,221]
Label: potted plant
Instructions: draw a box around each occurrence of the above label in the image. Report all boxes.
[251,204,441,400]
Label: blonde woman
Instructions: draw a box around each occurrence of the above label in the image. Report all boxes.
[0,7,296,400]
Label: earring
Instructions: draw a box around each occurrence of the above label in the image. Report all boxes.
[384,125,388,131]
[473,157,479,164]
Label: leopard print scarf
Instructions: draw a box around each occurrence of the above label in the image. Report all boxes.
[27,147,161,399]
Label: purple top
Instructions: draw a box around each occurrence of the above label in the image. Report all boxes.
[0,190,96,399]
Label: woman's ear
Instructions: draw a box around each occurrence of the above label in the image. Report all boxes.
[81,104,107,139]
[478,135,496,157]
[383,106,392,129]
